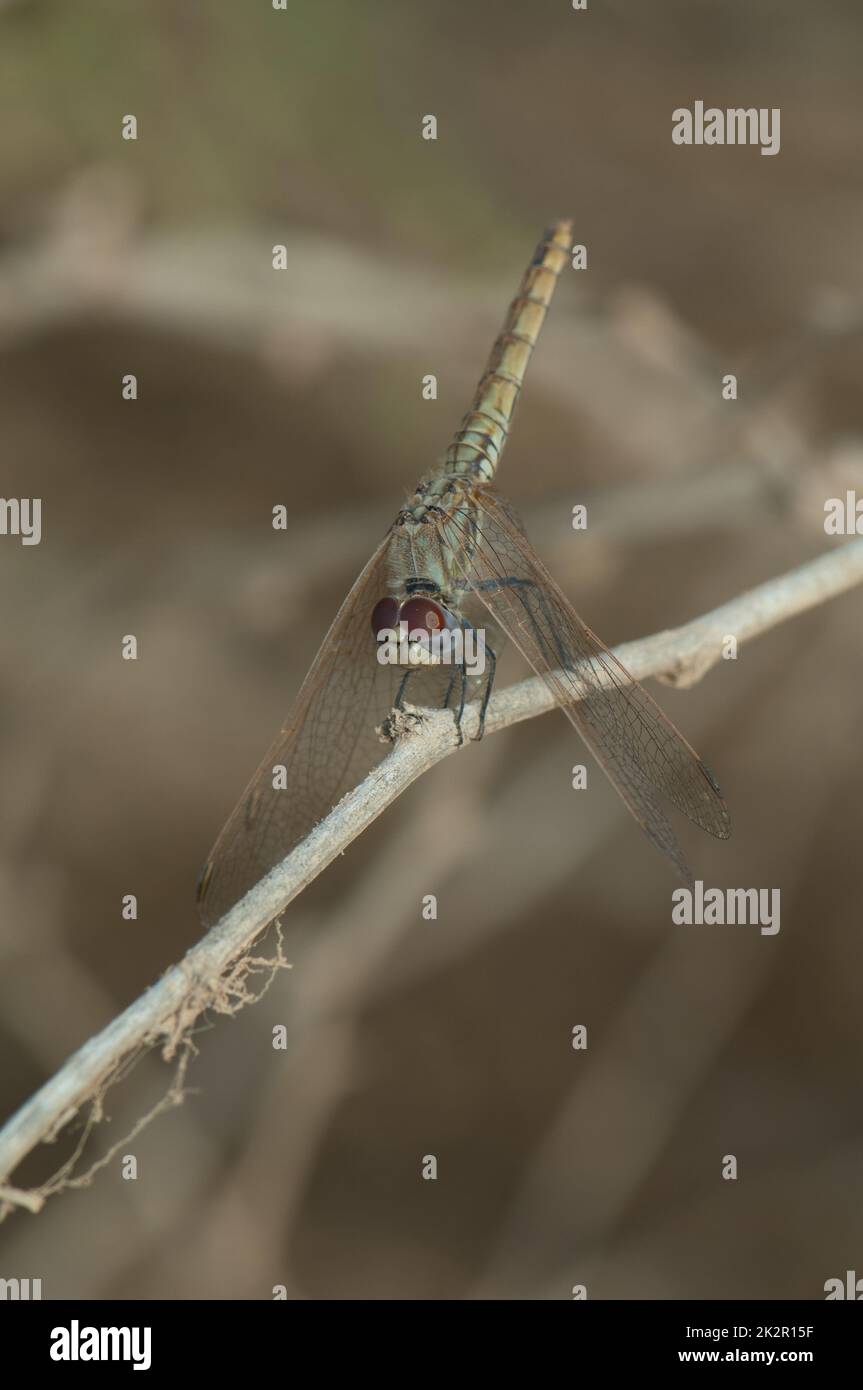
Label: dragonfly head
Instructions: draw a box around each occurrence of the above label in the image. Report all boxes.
[371,594,459,666]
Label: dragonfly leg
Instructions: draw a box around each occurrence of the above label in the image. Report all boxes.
[442,666,458,711]
[394,668,416,710]
[476,640,496,740]
[459,615,497,741]
[453,661,467,746]
[395,662,466,746]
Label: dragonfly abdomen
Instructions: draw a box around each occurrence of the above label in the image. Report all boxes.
[442,220,572,484]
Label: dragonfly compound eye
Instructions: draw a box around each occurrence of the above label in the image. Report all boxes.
[370,596,400,640]
[399,597,450,635]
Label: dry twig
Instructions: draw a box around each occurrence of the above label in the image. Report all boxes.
[0,536,861,1210]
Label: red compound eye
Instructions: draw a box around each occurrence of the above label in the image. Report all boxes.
[400,597,450,634]
[370,596,400,639]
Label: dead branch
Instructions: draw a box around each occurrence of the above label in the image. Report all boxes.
[0,536,861,1208]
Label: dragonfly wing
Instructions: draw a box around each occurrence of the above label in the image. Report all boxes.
[197,533,424,924]
[442,491,731,884]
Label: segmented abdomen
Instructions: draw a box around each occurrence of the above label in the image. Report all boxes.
[443,220,572,482]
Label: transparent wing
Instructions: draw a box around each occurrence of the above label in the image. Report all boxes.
[197,533,450,925]
[441,490,731,883]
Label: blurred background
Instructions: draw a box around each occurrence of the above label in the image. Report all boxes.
[1,0,862,1300]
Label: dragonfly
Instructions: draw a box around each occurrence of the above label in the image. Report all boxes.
[197,220,730,925]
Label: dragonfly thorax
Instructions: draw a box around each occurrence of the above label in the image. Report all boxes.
[399,473,476,524]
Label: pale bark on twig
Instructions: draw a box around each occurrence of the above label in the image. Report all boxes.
[0,537,861,1206]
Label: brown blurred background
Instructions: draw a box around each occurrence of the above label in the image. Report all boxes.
[1,0,862,1299]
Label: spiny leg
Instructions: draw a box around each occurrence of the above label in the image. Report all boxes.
[397,654,466,746]
[442,667,459,712]
[460,615,497,742]
[476,640,496,740]
[394,668,416,710]
[454,660,467,747]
